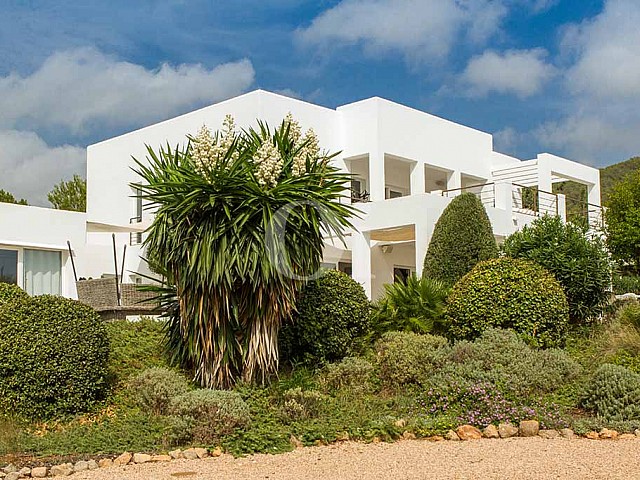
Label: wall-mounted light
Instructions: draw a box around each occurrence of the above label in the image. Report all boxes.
[381,244,394,254]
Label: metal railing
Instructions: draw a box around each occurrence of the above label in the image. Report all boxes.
[512,184,558,217]
[440,182,496,208]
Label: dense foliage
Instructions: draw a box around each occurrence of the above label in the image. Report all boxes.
[445,258,569,347]
[583,364,640,421]
[135,115,355,388]
[0,283,27,306]
[600,156,640,203]
[280,269,371,365]
[423,192,498,285]
[502,215,611,324]
[48,174,87,212]
[613,274,640,295]
[0,295,109,419]
[129,367,191,415]
[372,275,448,335]
[606,170,640,273]
[0,189,27,205]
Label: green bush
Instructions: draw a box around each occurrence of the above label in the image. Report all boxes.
[372,275,448,335]
[502,215,612,324]
[0,295,109,419]
[582,364,640,421]
[322,357,376,392]
[618,302,640,331]
[129,367,191,415]
[445,258,569,347]
[280,270,371,364]
[280,387,328,422]
[169,389,250,444]
[375,332,450,387]
[0,283,27,307]
[613,274,640,295]
[423,192,498,286]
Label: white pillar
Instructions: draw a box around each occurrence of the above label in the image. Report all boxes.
[369,152,385,202]
[447,171,462,196]
[352,231,372,299]
[494,181,512,214]
[587,183,602,229]
[557,194,567,222]
[537,161,554,216]
[414,221,430,278]
[410,162,425,196]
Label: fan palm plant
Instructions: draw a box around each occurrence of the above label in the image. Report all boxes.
[134,115,356,388]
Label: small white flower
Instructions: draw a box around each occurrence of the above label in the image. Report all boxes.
[253,139,283,188]
[191,114,238,176]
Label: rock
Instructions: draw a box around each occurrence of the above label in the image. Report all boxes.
[402,431,417,440]
[151,455,172,462]
[4,473,19,480]
[169,449,183,459]
[98,459,113,468]
[599,428,618,440]
[133,453,152,464]
[18,467,31,477]
[114,452,132,466]
[50,463,74,477]
[211,447,223,457]
[560,428,575,439]
[290,434,304,448]
[426,435,444,441]
[336,431,350,442]
[74,460,89,472]
[182,448,198,460]
[394,418,407,428]
[498,423,519,438]
[519,420,540,437]
[619,433,636,440]
[194,447,209,459]
[483,425,500,439]
[31,467,47,478]
[456,425,482,440]
[445,430,460,441]
[538,429,560,439]
[87,460,99,470]
[635,429,640,437]
[2,466,17,474]
[585,431,599,440]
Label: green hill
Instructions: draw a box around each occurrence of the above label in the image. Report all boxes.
[600,156,640,203]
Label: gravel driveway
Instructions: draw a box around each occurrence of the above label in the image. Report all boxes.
[73,437,640,480]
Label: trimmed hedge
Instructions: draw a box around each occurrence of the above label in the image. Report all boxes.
[279,270,371,364]
[0,283,28,307]
[502,215,611,324]
[423,192,498,286]
[0,295,109,419]
[445,258,569,348]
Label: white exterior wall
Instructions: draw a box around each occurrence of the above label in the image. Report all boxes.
[2,89,600,300]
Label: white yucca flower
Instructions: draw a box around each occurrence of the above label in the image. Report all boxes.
[284,112,302,144]
[292,127,320,176]
[191,125,215,175]
[191,115,238,176]
[254,139,283,187]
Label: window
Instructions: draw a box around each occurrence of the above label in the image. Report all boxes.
[393,267,411,284]
[0,249,18,284]
[23,249,61,296]
[338,261,352,277]
[130,187,144,245]
[385,186,407,199]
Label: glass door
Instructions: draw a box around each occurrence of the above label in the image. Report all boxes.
[0,249,18,284]
[24,249,61,295]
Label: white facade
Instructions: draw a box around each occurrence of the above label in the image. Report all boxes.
[0,90,602,300]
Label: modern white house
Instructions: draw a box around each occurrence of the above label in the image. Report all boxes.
[0,90,602,301]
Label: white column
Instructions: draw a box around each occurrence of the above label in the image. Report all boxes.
[410,162,425,196]
[369,152,386,202]
[537,161,554,216]
[414,221,430,278]
[352,231,372,299]
[587,183,602,229]
[447,171,462,195]
[557,194,567,222]
[494,182,513,215]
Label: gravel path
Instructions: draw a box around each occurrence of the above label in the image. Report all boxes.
[73,437,640,480]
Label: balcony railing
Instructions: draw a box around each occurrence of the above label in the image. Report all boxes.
[440,182,496,208]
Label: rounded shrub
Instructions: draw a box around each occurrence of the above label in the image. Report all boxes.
[423,192,498,286]
[502,215,612,324]
[322,357,376,392]
[169,389,250,444]
[0,283,27,307]
[445,258,569,348]
[279,270,371,364]
[0,295,109,419]
[583,364,640,421]
[375,331,450,387]
[129,367,191,415]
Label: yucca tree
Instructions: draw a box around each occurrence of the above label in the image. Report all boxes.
[134,115,356,388]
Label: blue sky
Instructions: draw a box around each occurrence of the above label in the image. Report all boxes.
[1,0,639,204]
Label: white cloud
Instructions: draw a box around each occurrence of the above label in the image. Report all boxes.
[534,0,640,164]
[460,48,556,98]
[296,0,507,63]
[0,48,256,136]
[0,130,86,206]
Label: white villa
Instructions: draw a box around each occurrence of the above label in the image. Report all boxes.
[0,90,602,301]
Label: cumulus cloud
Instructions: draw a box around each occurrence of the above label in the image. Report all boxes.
[296,0,508,63]
[0,48,256,136]
[460,48,556,98]
[0,130,86,205]
[534,0,640,164]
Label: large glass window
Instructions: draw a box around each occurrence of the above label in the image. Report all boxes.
[24,249,61,296]
[0,249,18,284]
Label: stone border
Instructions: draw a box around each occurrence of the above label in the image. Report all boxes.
[1,422,639,478]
